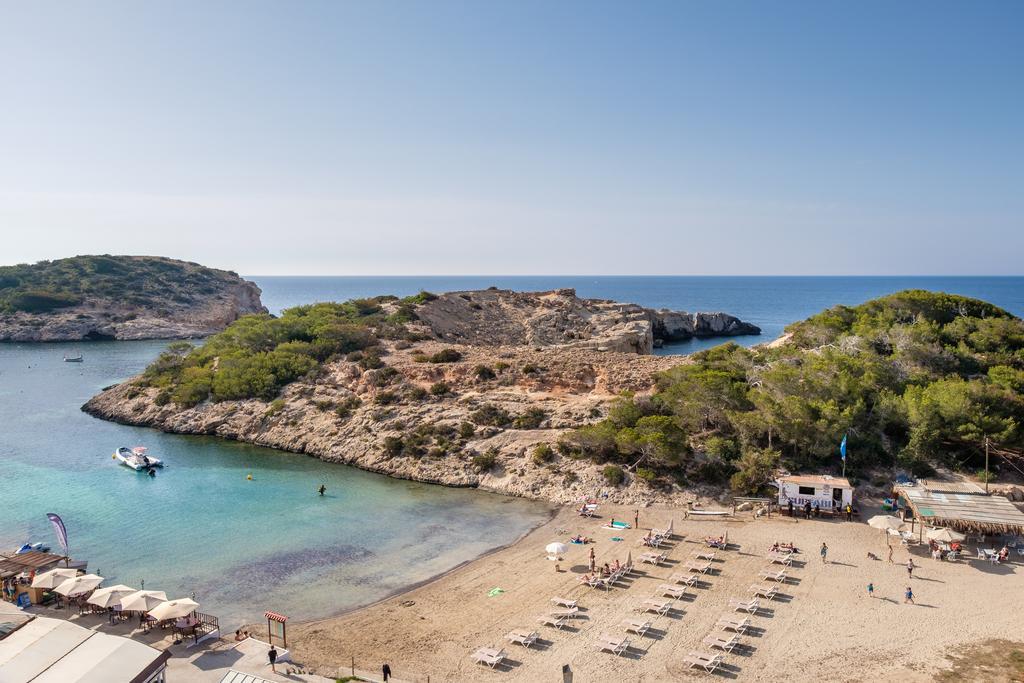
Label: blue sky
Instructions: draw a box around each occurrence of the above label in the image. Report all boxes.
[1,1,1021,275]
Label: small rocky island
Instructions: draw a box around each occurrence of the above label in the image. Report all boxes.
[84,287,758,504]
[0,255,266,341]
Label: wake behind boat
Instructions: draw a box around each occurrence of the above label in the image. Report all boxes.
[113,446,164,471]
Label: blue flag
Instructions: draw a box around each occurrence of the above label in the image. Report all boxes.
[840,434,848,461]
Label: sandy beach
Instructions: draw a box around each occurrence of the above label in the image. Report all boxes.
[290,503,1024,682]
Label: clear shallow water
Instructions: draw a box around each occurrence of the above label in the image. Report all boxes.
[0,341,551,629]
[252,276,1024,355]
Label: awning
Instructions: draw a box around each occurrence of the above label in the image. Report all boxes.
[264,611,288,622]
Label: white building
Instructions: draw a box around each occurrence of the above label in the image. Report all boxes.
[0,604,169,683]
[775,474,853,510]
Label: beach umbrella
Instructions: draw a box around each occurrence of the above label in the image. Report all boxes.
[867,515,905,531]
[148,598,199,621]
[120,590,168,612]
[31,568,78,590]
[926,527,966,543]
[87,584,136,609]
[54,574,104,597]
[545,542,569,560]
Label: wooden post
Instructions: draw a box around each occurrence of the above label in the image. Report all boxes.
[351,655,355,677]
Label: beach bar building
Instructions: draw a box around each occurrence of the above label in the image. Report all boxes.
[0,603,170,683]
[775,474,853,511]
[894,480,1024,537]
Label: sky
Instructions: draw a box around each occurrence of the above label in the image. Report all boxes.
[1,1,1022,275]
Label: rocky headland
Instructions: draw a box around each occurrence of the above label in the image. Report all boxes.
[0,255,266,342]
[83,288,759,505]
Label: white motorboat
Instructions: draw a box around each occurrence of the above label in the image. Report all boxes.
[113,446,164,471]
[63,352,84,362]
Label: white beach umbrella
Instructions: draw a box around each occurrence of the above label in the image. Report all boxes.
[87,584,136,608]
[119,590,168,612]
[926,527,966,543]
[54,574,104,597]
[148,598,199,621]
[30,568,78,590]
[867,515,905,531]
[545,542,569,560]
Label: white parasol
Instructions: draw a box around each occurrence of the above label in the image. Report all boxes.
[54,574,104,597]
[545,542,569,560]
[926,527,966,543]
[30,568,78,590]
[119,590,168,612]
[148,598,200,621]
[87,584,136,608]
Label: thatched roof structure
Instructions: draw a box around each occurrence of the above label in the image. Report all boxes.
[895,484,1024,536]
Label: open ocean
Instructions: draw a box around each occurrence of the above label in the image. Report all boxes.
[2,276,1021,629]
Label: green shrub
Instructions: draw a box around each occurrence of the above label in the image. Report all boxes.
[313,399,335,412]
[472,449,499,472]
[470,404,513,427]
[602,464,625,486]
[154,390,171,406]
[368,366,400,387]
[563,471,579,486]
[7,290,81,312]
[374,391,399,405]
[383,436,404,457]
[636,467,657,482]
[407,386,429,401]
[458,421,476,439]
[532,443,554,465]
[265,398,286,417]
[334,396,361,419]
[430,382,451,396]
[474,364,496,380]
[428,348,463,363]
[514,407,547,429]
[494,361,510,372]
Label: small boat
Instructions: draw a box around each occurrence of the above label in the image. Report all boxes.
[14,542,51,554]
[63,353,84,363]
[113,446,164,471]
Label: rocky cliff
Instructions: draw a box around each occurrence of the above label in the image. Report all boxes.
[82,287,757,506]
[0,256,267,341]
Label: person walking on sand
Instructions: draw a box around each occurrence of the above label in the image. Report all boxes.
[904,586,914,604]
[382,663,392,681]
[845,503,853,522]
[788,500,794,518]
[589,548,596,572]
[634,509,639,530]
[906,558,915,579]
[269,645,278,672]
[820,542,828,564]
[867,582,874,598]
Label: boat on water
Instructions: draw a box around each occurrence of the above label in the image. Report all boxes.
[63,352,83,362]
[113,446,164,471]
[14,542,50,554]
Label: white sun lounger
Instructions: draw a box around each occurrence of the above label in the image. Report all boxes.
[668,572,698,586]
[471,646,507,668]
[729,598,760,614]
[685,560,712,574]
[703,632,741,652]
[505,630,539,648]
[551,597,577,609]
[621,618,652,636]
[685,650,725,673]
[537,614,569,629]
[639,552,667,565]
[594,633,630,656]
[759,568,788,582]
[693,550,716,561]
[767,551,794,565]
[657,583,689,599]
[749,583,779,600]
[716,615,751,633]
[640,598,672,615]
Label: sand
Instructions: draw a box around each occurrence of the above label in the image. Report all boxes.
[289,503,1024,682]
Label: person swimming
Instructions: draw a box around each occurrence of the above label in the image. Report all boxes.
[318,484,326,496]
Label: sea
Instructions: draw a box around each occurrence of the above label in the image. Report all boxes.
[2,276,1022,628]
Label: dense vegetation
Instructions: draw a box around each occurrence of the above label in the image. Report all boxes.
[142,296,429,405]
[561,291,1024,493]
[0,255,246,313]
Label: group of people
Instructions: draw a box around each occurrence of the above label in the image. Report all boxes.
[786,499,854,521]
[704,535,726,548]
[769,541,799,553]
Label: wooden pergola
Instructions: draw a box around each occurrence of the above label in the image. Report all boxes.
[895,484,1024,537]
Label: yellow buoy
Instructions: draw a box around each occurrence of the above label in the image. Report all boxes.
[112,454,117,459]
[247,474,253,481]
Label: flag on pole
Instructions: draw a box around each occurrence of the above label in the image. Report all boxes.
[46,513,68,554]
[840,434,848,462]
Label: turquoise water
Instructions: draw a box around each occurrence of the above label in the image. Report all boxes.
[0,341,551,628]
[253,275,1024,355]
